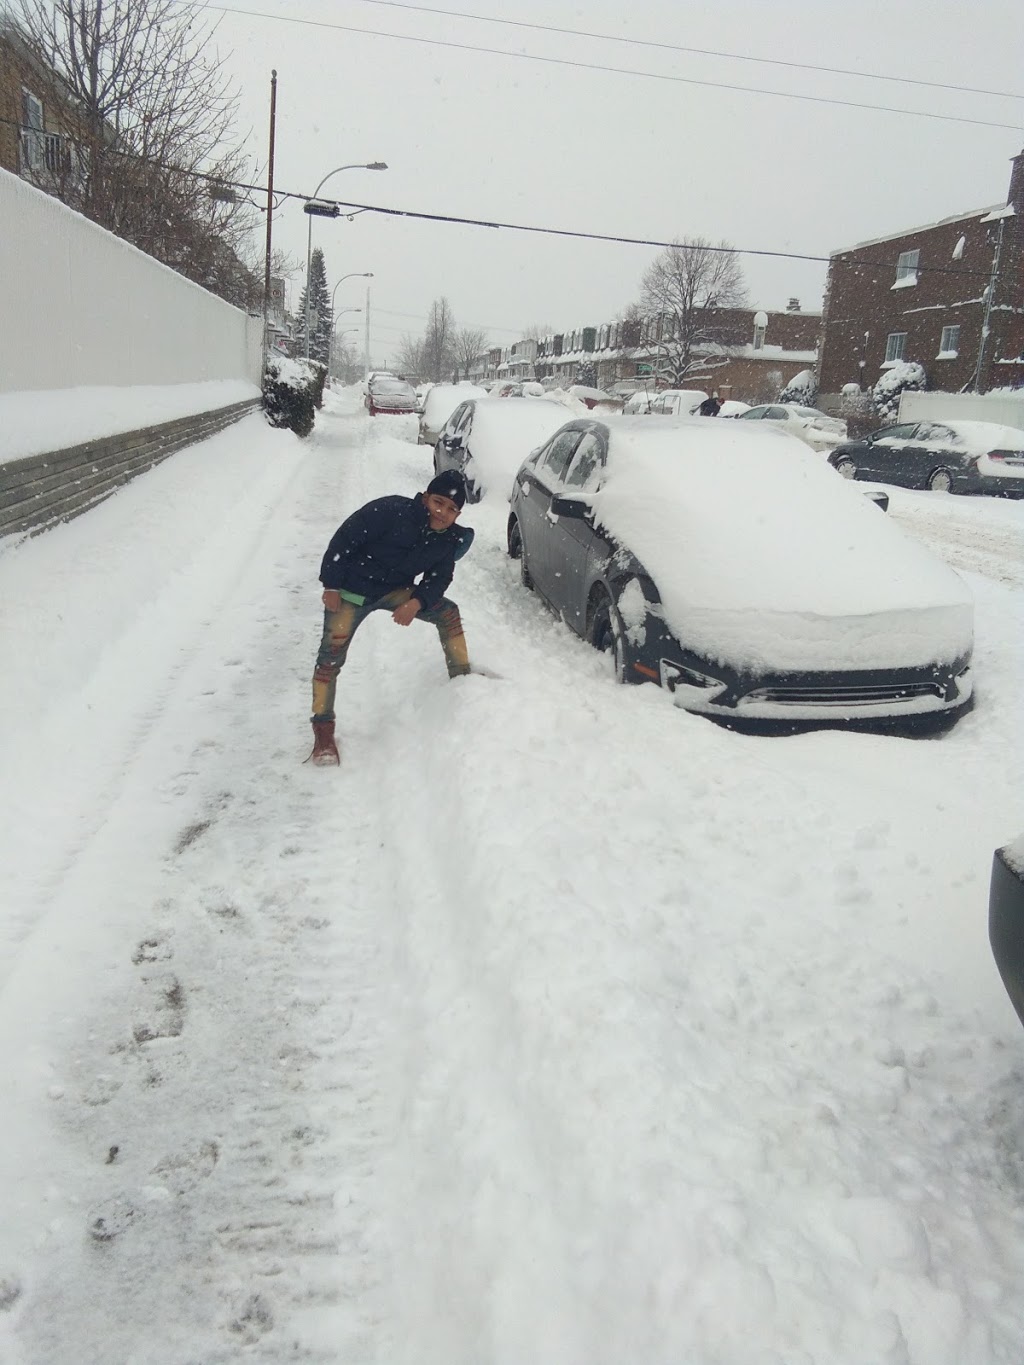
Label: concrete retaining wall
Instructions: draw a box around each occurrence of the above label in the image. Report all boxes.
[0,168,262,394]
[0,399,258,538]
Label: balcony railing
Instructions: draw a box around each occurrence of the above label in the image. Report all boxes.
[19,128,74,177]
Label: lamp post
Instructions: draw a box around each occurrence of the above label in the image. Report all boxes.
[328,308,362,377]
[331,327,361,383]
[331,272,373,314]
[303,164,386,358]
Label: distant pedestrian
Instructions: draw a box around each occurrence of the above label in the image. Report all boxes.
[307,471,474,765]
[698,395,722,417]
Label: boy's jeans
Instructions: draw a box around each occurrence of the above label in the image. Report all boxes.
[311,586,470,721]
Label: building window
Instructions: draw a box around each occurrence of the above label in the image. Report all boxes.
[884,332,907,363]
[893,249,920,288]
[937,325,960,358]
[20,88,45,171]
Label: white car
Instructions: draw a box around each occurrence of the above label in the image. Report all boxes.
[736,403,847,450]
[432,397,574,502]
[418,382,487,446]
[648,389,710,418]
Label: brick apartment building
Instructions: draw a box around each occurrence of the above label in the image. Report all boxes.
[484,303,820,403]
[0,16,89,191]
[818,149,1024,405]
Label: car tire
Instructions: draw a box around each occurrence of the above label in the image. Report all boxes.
[589,589,629,684]
[507,518,533,590]
[464,458,482,504]
[833,456,857,479]
[927,466,955,493]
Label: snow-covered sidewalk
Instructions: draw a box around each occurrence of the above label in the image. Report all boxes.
[1,392,1023,1363]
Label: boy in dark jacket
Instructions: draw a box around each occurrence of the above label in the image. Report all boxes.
[307,471,474,764]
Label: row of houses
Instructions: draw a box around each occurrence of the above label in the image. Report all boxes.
[467,148,1024,411]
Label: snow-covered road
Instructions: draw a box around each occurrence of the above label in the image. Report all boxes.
[1,391,1023,1363]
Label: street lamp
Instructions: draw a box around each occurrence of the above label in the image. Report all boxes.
[304,164,387,357]
[328,309,362,377]
[331,272,373,313]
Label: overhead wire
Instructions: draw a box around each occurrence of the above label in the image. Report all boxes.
[212,0,1024,103]
[193,3,1024,132]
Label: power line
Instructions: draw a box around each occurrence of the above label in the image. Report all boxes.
[334,0,1024,104]
[195,3,1024,132]
[2,115,996,281]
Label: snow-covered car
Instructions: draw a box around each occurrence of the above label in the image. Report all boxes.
[736,403,847,450]
[648,389,709,418]
[718,400,751,418]
[990,833,1024,1030]
[365,374,418,417]
[432,397,573,503]
[622,390,656,415]
[828,419,1024,496]
[505,416,974,733]
[568,385,620,411]
[418,382,487,445]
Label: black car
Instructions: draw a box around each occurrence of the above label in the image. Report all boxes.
[506,416,974,733]
[990,838,1024,1031]
[432,398,570,503]
[828,419,1024,496]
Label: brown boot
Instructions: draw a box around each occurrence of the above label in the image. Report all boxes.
[306,719,340,766]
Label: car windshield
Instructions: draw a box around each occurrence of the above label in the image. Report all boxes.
[373,378,414,396]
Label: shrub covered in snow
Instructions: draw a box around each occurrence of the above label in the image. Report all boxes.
[262,356,320,438]
[839,384,878,439]
[779,369,818,407]
[872,361,927,424]
[575,360,597,389]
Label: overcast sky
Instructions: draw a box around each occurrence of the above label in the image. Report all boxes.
[208,0,1024,367]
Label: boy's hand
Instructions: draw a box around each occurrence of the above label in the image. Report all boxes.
[392,598,422,627]
[322,589,342,612]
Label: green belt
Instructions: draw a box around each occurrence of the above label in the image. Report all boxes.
[337,587,366,606]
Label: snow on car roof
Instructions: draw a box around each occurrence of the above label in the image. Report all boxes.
[588,417,973,671]
[422,383,486,423]
[466,398,573,495]
[935,420,1024,452]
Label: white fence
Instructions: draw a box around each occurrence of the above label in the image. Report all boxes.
[0,168,262,395]
[899,390,1024,431]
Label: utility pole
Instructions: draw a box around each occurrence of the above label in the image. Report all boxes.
[261,70,277,373]
[364,283,371,381]
[973,215,1006,395]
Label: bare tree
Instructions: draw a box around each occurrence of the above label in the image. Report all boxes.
[637,238,749,387]
[522,321,554,341]
[395,333,426,380]
[453,326,488,381]
[420,297,456,382]
[17,0,257,305]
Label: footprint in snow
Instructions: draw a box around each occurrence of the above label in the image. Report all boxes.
[132,973,186,1043]
[0,1274,22,1311]
[228,1292,274,1344]
[87,1195,138,1242]
[151,1139,219,1195]
[82,1074,123,1107]
[132,937,173,965]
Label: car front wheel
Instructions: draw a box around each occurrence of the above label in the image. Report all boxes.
[589,589,628,683]
[833,456,857,479]
[507,518,533,590]
[927,466,955,493]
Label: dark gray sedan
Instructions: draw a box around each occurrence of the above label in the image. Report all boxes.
[828,419,1024,496]
[506,416,974,734]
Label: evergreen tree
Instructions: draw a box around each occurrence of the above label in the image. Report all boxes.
[297,248,334,365]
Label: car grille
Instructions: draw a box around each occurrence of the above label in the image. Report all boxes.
[743,681,945,707]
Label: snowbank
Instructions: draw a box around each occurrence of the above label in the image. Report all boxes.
[0,380,261,464]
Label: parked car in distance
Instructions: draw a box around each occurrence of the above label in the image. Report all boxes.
[718,400,751,418]
[623,390,656,415]
[433,397,572,502]
[990,834,1024,1031]
[736,404,847,449]
[365,374,418,417]
[418,382,487,445]
[828,419,1024,496]
[505,416,973,733]
[648,389,709,418]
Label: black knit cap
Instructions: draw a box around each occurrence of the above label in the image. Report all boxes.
[426,471,467,509]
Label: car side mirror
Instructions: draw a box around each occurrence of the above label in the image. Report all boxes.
[550,493,590,519]
[443,434,462,449]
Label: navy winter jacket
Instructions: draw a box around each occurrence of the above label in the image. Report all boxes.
[319,494,474,610]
